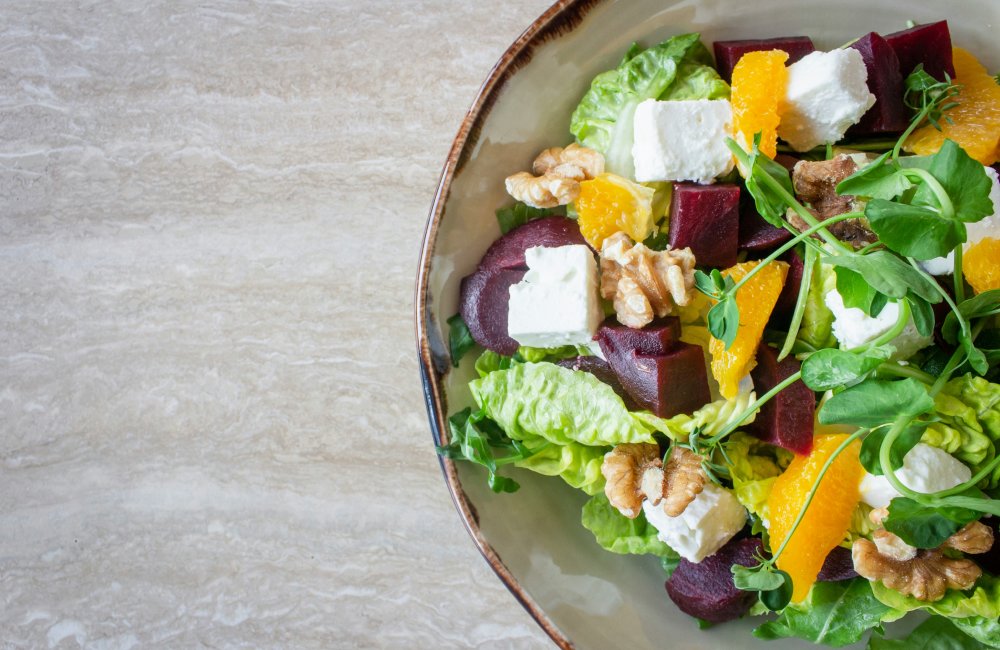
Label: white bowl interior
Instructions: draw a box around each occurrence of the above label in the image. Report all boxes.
[426,1,999,647]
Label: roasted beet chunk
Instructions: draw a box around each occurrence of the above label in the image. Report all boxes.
[713,36,815,84]
[595,317,681,357]
[479,216,587,272]
[817,546,859,582]
[883,20,955,81]
[747,343,815,455]
[848,32,909,135]
[556,355,637,409]
[459,268,525,356]
[666,537,764,623]
[668,183,740,268]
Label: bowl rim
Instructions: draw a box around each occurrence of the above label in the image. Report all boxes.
[413,1,603,647]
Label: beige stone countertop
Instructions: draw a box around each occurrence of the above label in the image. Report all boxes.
[1,1,553,647]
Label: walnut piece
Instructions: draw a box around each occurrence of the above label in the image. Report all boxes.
[658,447,706,517]
[505,144,604,209]
[599,232,696,329]
[601,443,662,519]
[853,510,994,602]
[790,155,876,248]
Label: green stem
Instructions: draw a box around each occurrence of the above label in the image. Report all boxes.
[875,362,935,384]
[932,454,1000,498]
[900,168,955,220]
[707,371,804,445]
[879,416,926,500]
[756,170,854,254]
[769,429,868,562]
[953,245,965,304]
[892,104,933,162]
[779,245,816,361]
[859,300,912,352]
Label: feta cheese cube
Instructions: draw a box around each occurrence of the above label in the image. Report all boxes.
[778,49,876,152]
[507,245,602,348]
[859,443,972,509]
[919,166,1000,275]
[642,482,747,562]
[632,99,735,184]
[824,288,931,360]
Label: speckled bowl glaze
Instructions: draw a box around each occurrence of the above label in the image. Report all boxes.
[415,2,999,647]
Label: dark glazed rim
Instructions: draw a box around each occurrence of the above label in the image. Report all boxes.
[414,1,605,648]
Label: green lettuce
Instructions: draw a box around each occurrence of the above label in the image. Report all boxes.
[753,579,891,647]
[871,574,1000,621]
[569,34,729,178]
[515,440,607,495]
[634,389,758,441]
[921,374,1000,487]
[471,361,657,446]
[798,260,838,351]
[952,616,1000,648]
[869,615,988,649]
[516,344,591,363]
[581,493,678,556]
[722,432,791,521]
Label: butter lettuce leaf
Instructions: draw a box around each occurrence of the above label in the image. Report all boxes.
[798,259,838,351]
[921,374,1000,487]
[569,34,729,178]
[952,616,1000,648]
[871,574,1000,621]
[516,439,607,495]
[869,615,988,649]
[581,493,678,556]
[722,432,791,521]
[634,389,758,441]
[471,361,656,446]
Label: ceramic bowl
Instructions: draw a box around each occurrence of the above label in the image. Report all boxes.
[415,1,999,647]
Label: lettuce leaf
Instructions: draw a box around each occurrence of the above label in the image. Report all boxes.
[952,616,1000,648]
[722,432,790,522]
[634,389,758,441]
[569,34,729,178]
[471,361,657,446]
[753,579,890,647]
[869,615,988,649]
[515,439,608,495]
[581,493,678,556]
[516,345,591,363]
[921,374,1000,487]
[871,574,1000,621]
[798,259,838,351]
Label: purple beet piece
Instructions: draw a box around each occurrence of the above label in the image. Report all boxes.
[848,32,909,135]
[666,537,764,623]
[976,516,1000,575]
[817,546,859,582]
[594,316,681,357]
[747,343,815,455]
[669,183,740,268]
[740,207,792,253]
[459,267,525,356]
[604,343,711,418]
[557,355,638,409]
[479,216,587,272]
[713,36,816,84]
[774,249,805,320]
[883,21,955,81]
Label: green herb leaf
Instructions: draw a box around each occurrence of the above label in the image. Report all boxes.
[801,347,893,392]
[907,294,936,338]
[834,266,879,314]
[753,579,890,646]
[836,152,913,200]
[868,615,986,650]
[732,563,785,592]
[436,407,529,493]
[819,379,934,428]
[913,139,995,225]
[707,296,740,349]
[495,203,560,234]
[447,313,477,367]
[823,251,942,303]
[883,497,979,549]
[942,289,1000,344]
[865,199,966,260]
[743,135,796,226]
[859,423,926,476]
[759,571,794,612]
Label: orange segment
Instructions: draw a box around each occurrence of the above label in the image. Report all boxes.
[905,48,1000,165]
[964,237,1000,294]
[769,433,863,602]
[709,261,789,399]
[576,173,656,248]
[731,50,789,163]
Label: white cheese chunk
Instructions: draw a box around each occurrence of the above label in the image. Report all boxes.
[824,288,932,360]
[507,245,602,348]
[642,483,747,562]
[919,166,1000,275]
[632,98,735,184]
[859,443,972,509]
[778,49,876,152]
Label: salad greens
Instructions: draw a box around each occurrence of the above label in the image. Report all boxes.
[581,493,679,557]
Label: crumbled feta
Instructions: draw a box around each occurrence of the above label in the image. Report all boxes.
[824,288,932,359]
[507,245,603,348]
[642,483,747,562]
[919,166,1000,275]
[632,98,735,184]
[859,443,972,509]
[778,49,876,152]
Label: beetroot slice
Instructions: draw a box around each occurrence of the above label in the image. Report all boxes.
[625,345,712,418]
[747,343,815,455]
[817,546,859,582]
[669,183,740,269]
[713,37,815,84]
[848,32,909,136]
[740,207,792,253]
[883,21,955,81]
[459,268,525,356]
[557,355,638,409]
[479,216,587,272]
[774,249,805,321]
[594,316,681,357]
[666,537,764,623]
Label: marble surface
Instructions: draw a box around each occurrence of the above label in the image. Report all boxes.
[0,1,553,647]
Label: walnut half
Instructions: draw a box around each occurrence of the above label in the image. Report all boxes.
[600,232,696,329]
[601,444,706,519]
[853,509,994,602]
[504,144,604,209]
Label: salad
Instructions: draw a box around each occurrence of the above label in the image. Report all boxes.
[439,19,1000,648]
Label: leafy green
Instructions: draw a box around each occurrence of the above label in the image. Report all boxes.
[733,564,794,611]
[836,151,913,200]
[447,314,476,367]
[911,139,995,225]
[635,389,759,442]
[753,579,890,647]
[515,345,590,363]
[801,346,893,392]
[860,423,925,476]
[723,432,791,521]
[952,616,1000,649]
[819,379,935,428]
[933,374,1000,487]
[495,203,561,234]
[471,361,656,447]
[581,493,678,556]
[729,134,797,225]
[473,349,511,377]
[822,251,942,304]
[799,260,838,350]
[882,497,979,548]
[661,60,730,101]
[921,389,993,468]
[866,199,966,260]
[868,615,986,649]
[570,34,726,177]
[872,574,1000,622]
[436,407,535,493]
[942,289,1000,345]
[834,266,884,315]
[515,440,608,495]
